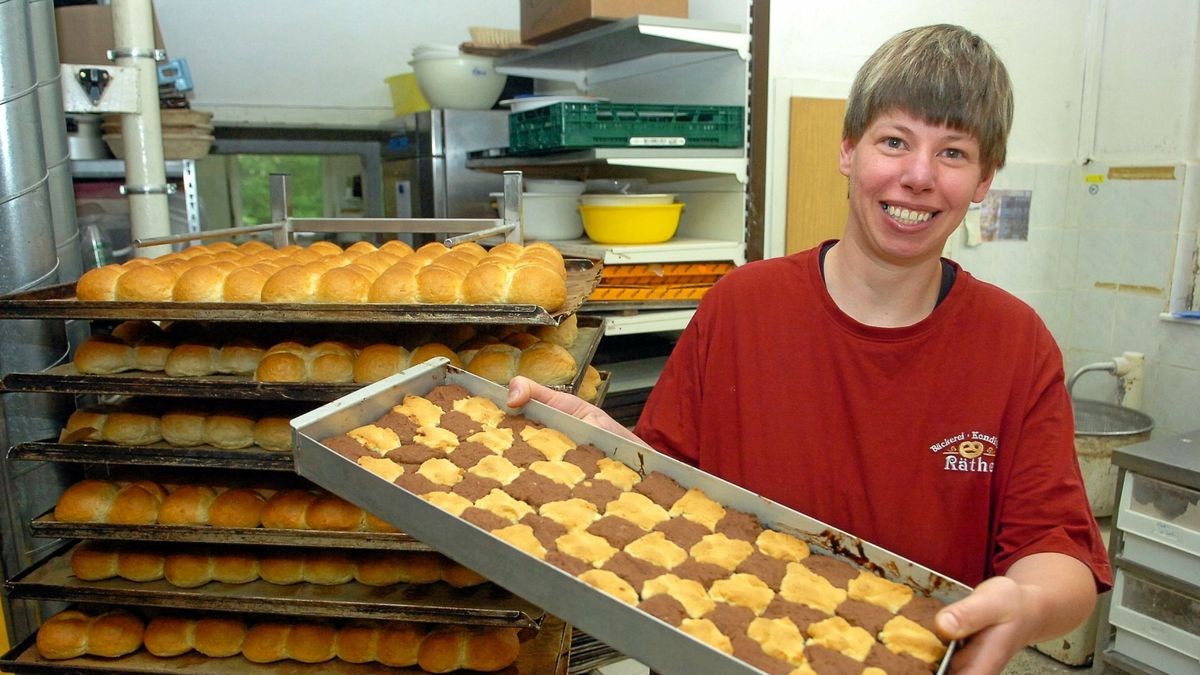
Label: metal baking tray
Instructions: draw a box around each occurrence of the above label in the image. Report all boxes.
[8,542,542,628]
[0,259,601,326]
[292,359,969,675]
[29,511,433,552]
[0,613,571,674]
[9,440,295,472]
[0,315,603,400]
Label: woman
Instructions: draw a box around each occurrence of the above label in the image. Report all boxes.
[509,24,1111,673]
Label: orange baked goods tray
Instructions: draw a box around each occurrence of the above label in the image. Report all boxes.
[588,262,734,302]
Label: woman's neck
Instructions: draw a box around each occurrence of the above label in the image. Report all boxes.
[822,240,944,327]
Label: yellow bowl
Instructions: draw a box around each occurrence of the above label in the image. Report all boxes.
[579,203,684,244]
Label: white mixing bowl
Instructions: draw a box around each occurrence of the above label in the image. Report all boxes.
[411,53,507,110]
[492,192,584,241]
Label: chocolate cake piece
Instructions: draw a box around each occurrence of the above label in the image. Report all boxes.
[445,440,493,469]
[571,479,623,511]
[632,471,688,510]
[836,598,895,636]
[587,515,648,550]
[497,413,540,435]
[899,594,944,634]
[372,411,420,443]
[653,516,710,551]
[502,439,545,467]
[804,644,865,674]
[671,558,731,589]
[736,551,790,591]
[545,551,591,577]
[385,442,444,465]
[761,597,828,634]
[322,435,371,461]
[729,635,794,675]
[504,470,571,508]
[460,506,510,532]
[865,642,935,674]
[452,473,503,502]
[520,512,568,551]
[601,551,668,594]
[393,467,441,495]
[705,603,757,637]
[802,554,860,589]
[715,508,764,542]
[438,410,483,439]
[424,384,472,411]
[638,593,688,626]
[562,443,606,478]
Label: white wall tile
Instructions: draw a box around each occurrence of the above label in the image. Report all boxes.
[1071,290,1118,353]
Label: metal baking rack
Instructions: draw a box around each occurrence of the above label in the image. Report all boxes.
[8,541,544,628]
[0,615,572,674]
[9,440,294,472]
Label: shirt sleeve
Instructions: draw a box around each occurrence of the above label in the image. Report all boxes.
[633,298,712,466]
[990,333,1114,593]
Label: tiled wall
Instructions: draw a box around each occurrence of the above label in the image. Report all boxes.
[950,162,1200,437]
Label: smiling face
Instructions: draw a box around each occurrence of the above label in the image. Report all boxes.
[839,109,994,267]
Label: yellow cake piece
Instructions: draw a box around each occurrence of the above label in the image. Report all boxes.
[624,531,688,570]
[779,562,847,614]
[690,532,755,570]
[393,394,443,428]
[475,488,534,523]
[529,460,586,487]
[847,570,914,613]
[520,426,575,461]
[454,396,506,427]
[466,427,514,454]
[806,616,875,662]
[357,456,402,482]
[669,488,726,531]
[603,491,669,531]
[413,425,459,451]
[595,457,641,491]
[756,529,811,562]
[747,616,806,665]
[556,530,619,567]
[469,454,523,485]
[416,457,464,487]
[579,569,638,605]
[679,618,733,655]
[709,573,775,615]
[539,498,600,531]
[422,491,473,517]
[641,573,714,619]
[880,615,947,664]
[348,424,400,455]
[494,523,547,559]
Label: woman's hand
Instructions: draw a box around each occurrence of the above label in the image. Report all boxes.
[935,553,1096,673]
[505,376,647,445]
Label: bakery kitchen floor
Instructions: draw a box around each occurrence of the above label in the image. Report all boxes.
[588,647,1124,674]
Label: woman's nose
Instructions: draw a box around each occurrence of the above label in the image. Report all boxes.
[900,154,936,192]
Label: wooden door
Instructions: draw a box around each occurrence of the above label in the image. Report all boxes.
[786,97,849,254]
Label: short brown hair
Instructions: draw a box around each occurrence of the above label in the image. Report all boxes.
[843,24,1014,174]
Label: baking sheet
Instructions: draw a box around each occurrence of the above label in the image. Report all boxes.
[0,260,601,326]
[0,614,571,674]
[291,359,968,675]
[30,512,433,551]
[7,544,543,628]
[0,316,603,400]
[10,440,295,472]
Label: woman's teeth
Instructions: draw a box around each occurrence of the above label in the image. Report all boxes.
[884,204,932,225]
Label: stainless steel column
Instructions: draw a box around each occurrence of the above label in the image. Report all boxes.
[0,0,77,644]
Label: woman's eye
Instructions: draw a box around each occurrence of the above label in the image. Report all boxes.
[943,148,966,160]
[884,137,904,149]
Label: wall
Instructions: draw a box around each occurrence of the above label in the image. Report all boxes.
[766,0,1200,437]
[152,0,521,126]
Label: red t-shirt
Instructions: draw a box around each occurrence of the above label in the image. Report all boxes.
[635,245,1113,589]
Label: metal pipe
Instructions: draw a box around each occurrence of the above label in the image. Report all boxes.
[1066,361,1117,398]
[110,0,170,257]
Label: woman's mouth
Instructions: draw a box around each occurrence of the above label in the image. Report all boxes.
[882,203,934,226]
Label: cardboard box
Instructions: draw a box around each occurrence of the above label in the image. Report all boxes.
[55,4,165,66]
[521,0,688,44]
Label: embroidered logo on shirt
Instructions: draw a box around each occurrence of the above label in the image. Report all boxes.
[929,431,997,473]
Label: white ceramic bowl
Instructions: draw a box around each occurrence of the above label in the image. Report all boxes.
[524,179,585,196]
[411,54,507,110]
[579,193,677,206]
[491,192,584,241]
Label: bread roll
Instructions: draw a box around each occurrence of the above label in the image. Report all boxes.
[241,623,291,663]
[114,263,178,302]
[61,409,107,442]
[208,488,267,528]
[353,344,410,384]
[163,551,213,588]
[75,264,125,301]
[36,609,144,660]
[193,617,247,657]
[143,615,195,657]
[158,485,216,525]
[517,341,577,386]
[73,336,134,374]
[205,412,256,449]
[70,541,120,581]
[54,479,119,523]
[216,340,265,374]
[465,343,522,384]
[116,547,166,582]
[253,416,293,452]
[261,489,319,529]
[579,365,602,402]
[165,343,219,377]
[99,411,161,446]
[161,409,207,446]
[172,264,231,302]
[315,264,377,303]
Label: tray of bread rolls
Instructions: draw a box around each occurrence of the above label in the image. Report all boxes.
[1,314,604,400]
[0,607,571,673]
[31,478,436,550]
[291,359,970,675]
[0,239,602,326]
[7,541,544,627]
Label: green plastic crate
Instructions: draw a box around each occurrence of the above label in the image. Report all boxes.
[508,102,745,154]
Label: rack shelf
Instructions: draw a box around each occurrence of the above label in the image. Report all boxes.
[496,16,749,88]
[467,147,747,182]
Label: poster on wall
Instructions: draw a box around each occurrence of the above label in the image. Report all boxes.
[979,189,1032,241]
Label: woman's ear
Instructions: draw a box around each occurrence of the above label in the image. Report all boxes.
[972,169,996,203]
[839,137,856,178]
